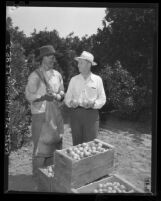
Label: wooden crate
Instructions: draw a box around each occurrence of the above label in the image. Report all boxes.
[51,178,72,193]
[71,174,144,193]
[54,139,114,191]
[37,166,54,192]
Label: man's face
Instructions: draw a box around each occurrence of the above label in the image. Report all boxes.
[77,59,91,74]
[43,54,55,70]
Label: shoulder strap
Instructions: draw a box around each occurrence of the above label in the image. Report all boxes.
[35,69,50,89]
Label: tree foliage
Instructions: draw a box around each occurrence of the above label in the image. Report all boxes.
[7,18,30,150]
[91,8,155,120]
[6,7,156,150]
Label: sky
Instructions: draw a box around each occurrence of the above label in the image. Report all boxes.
[7,6,106,38]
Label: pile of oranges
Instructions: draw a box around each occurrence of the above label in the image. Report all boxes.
[93,182,135,193]
[65,139,110,160]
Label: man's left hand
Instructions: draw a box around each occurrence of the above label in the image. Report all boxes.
[84,100,95,109]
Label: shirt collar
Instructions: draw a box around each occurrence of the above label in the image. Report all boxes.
[40,67,55,75]
[46,69,55,77]
[90,73,95,81]
[79,72,95,82]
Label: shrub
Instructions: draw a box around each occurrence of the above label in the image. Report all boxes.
[7,42,31,151]
[99,61,138,120]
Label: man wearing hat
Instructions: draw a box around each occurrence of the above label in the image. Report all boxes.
[25,45,64,188]
[65,51,106,145]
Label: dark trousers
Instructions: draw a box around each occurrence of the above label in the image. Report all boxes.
[70,107,99,146]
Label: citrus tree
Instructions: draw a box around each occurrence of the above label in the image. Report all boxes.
[6,17,30,151]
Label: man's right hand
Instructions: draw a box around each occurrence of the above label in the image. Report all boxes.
[70,100,79,108]
[34,94,54,102]
[44,94,54,101]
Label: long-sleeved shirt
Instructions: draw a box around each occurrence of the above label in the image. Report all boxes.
[25,69,64,114]
[65,73,106,109]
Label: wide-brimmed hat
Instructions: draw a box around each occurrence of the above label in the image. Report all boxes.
[75,51,97,66]
[36,45,56,61]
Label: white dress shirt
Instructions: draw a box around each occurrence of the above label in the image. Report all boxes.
[65,73,106,109]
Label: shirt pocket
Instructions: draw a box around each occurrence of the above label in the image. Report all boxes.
[86,83,97,100]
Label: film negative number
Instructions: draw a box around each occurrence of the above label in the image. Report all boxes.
[144,177,151,193]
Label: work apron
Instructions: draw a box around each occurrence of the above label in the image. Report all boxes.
[31,101,64,179]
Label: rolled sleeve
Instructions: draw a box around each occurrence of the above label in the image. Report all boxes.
[93,77,106,109]
[64,78,74,108]
[25,72,42,102]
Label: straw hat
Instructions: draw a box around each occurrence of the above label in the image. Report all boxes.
[75,51,97,66]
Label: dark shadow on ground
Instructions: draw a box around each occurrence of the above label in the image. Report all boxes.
[99,114,151,145]
[8,174,37,192]
[100,114,151,134]
[62,108,151,146]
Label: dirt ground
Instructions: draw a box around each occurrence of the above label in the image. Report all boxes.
[8,117,151,193]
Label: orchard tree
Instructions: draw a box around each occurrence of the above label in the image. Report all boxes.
[90,7,156,120]
[6,17,30,150]
[99,60,138,120]
[6,17,27,47]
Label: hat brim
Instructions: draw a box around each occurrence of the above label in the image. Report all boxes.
[74,57,97,66]
[36,52,58,61]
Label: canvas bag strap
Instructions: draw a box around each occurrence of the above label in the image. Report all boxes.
[35,69,51,91]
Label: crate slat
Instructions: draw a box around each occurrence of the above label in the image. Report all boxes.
[72,174,144,193]
[51,178,72,193]
[37,166,55,192]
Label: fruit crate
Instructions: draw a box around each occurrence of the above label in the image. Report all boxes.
[71,174,144,193]
[53,139,114,191]
[37,165,55,192]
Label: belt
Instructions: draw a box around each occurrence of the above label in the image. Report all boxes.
[76,106,94,110]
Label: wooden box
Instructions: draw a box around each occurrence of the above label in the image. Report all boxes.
[37,165,55,192]
[51,178,72,193]
[53,139,114,191]
[71,174,144,193]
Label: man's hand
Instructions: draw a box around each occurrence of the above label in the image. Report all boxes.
[34,94,54,102]
[59,91,65,98]
[82,100,95,109]
[44,94,54,102]
[46,88,53,95]
[70,99,79,108]
[88,100,95,108]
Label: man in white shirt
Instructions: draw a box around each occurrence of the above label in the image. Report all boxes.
[25,45,64,189]
[65,51,106,145]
